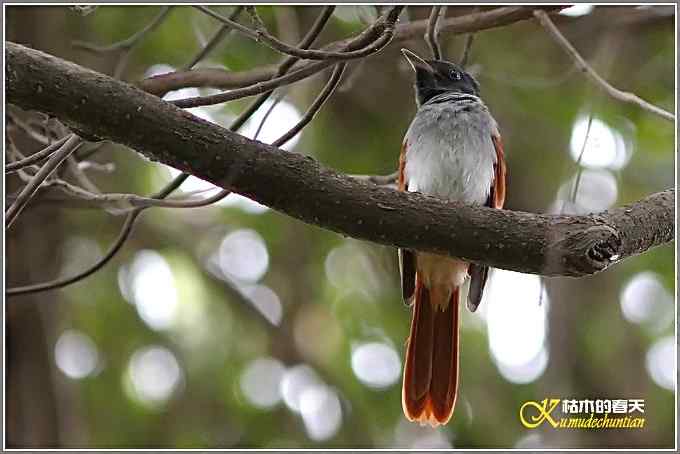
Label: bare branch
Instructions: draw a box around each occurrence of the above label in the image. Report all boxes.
[7,42,673,281]
[569,115,593,204]
[183,6,244,70]
[272,63,346,147]
[5,134,69,173]
[194,5,401,61]
[7,210,139,296]
[229,6,335,131]
[458,6,479,67]
[72,6,173,53]
[533,9,674,122]
[138,6,564,95]
[5,134,82,229]
[425,6,447,60]
[459,33,475,67]
[171,6,403,108]
[47,178,231,212]
[253,92,284,141]
[73,6,174,79]
[5,170,193,297]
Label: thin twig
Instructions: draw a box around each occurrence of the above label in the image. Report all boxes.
[194,5,400,61]
[459,6,479,67]
[7,109,53,145]
[558,113,593,214]
[272,63,346,147]
[5,134,82,228]
[73,7,173,53]
[183,6,244,70]
[6,173,190,297]
[569,115,594,204]
[533,10,674,122]
[459,33,475,67]
[425,6,447,60]
[253,92,283,141]
[5,135,69,173]
[7,211,139,296]
[74,7,173,79]
[229,6,335,131]
[48,178,231,212]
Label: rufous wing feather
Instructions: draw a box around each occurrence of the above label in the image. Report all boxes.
[398,140,416,304]
[467,132,507,312]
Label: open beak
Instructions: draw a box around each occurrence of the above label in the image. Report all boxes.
[401,48,432,73]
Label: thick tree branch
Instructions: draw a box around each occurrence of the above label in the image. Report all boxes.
[138,6,565,95]
[7,42,674,277]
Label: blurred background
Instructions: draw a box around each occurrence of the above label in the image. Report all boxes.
[5,4,675,449]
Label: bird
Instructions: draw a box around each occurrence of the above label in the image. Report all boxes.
[398,48,506,427]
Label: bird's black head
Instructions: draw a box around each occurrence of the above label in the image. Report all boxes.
[401,48,480,106]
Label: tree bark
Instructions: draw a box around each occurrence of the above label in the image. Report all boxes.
[6,42,675,278]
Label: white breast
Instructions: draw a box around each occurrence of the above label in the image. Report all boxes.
[404,95,498,205]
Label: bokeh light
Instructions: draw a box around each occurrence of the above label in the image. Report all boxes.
[121,249,179,331]
[220,193,269,214]
[351,342,401,389]
[645,336,675,391]
[126,346,183,407]
[54,329,100,379]
[556,169,618,214]
[240,357,286,409]
[217,229,269,284]
[484,270,549,384]
[240,98,302,151]
[560,4,595,17]
[280,364,322,413]
[393,418,452,448]
[299,384,343,441]
[620,271,674,331]
[145,63,218,124]
[241,284,283,326]
[569,115,630,170]
[324,242,383,299]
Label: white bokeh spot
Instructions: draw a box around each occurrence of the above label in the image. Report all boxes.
[351,342,401,389]
[484,270,549,384]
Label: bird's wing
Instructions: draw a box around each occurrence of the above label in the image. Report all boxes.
[398,140,417,304]
[467,132,507,312]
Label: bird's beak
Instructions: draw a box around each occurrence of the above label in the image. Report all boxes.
[401,48,432,73]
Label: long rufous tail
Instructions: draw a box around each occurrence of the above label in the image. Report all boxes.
[402,277,461,427]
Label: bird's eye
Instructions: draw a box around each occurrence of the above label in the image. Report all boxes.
[450,70,462,81]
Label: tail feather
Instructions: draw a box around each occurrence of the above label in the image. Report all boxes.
[402,278,460,427]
